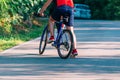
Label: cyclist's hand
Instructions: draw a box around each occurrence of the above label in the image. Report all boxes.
[33,12,40,17]
[39,13,44,17]
[33,12,44,17]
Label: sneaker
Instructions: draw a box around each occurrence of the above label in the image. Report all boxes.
[72,49,78,56]
[48,36,54,43]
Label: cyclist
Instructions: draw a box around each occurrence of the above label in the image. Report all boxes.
[39,0,78,56]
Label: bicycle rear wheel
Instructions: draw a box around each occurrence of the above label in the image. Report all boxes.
[57,30,73,59]
[39,26,48,55]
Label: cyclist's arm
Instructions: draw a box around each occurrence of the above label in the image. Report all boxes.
[39,0,53,16]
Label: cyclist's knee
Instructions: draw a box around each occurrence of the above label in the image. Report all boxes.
[67,26,75,36]
[49,16,56,22]
[66,26,74,31]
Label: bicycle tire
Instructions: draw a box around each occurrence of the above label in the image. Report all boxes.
[39,26,48,55]
[57,29,73,59]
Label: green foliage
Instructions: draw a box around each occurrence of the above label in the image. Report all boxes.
[0,20,47,51]
[75,0,120,20]
[85,0,109,19]
[104,0,120,20]
[73,0,85,4]
[0,0,12,35]
[0,0,44,35]
[0,0,47,51]
[0,0,120,36]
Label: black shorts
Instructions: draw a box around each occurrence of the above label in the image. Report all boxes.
[51,5,74,26]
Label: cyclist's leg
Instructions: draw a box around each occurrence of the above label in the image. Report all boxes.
[48,16,55,43]
[66,26,78,57]
[48,16,55,36]
[65,7,78,56]
[48,7,61,43]
[66,26,77,49]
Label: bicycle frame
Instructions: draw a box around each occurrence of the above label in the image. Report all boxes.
[52,22,63,47]
[39,19,74,59]
[41,22,63,47]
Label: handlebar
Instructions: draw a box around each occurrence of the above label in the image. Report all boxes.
[33,12,41,17]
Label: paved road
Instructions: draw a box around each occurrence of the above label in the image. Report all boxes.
[0,20,120,80]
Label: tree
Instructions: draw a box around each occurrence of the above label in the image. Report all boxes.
[0,0,44,35]
[85,0,109,19]
[104,0,120,20]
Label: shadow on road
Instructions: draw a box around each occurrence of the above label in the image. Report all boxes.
[0,20,120,78]
[0,54,120,76]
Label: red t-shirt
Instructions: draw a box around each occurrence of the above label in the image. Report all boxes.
[56,0,74,8]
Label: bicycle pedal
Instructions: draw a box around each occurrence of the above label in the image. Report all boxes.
[51,43,55,46]
[51,43,57,48]
[47,41,53,44]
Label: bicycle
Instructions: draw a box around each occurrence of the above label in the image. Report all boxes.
[39,15,74,59]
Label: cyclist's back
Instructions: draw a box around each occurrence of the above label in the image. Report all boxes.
[51,0,74,26]
[55,0,74,8]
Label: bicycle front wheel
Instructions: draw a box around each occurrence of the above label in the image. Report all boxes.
[39,26,48,55]
[57,30,73,59]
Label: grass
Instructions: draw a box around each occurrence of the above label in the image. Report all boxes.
[0,20,47,52]
[0,40,23,52]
